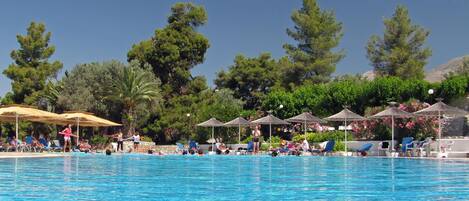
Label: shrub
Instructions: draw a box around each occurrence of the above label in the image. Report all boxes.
[90,135,110,146]
[292,131,354,143]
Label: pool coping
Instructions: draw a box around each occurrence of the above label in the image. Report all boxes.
[0,152,68,159]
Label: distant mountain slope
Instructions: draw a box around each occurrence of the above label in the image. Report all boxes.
[425,56,467,82]
[362,55,468,82]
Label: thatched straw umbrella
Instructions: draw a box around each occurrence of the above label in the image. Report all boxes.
[325,108,365,153]
[251,114,289,146]
[287,112,324,140]
[197,118,224,152]
[370,103,413,153]
[414,99,468,152]
[224,117,250,144]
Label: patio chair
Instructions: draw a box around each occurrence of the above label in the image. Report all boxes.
[416,138,432,157]
[246,141,254,153]
[25,136,35,152]
[39,138,52,152]
[378,141,389,156]
[52,140,63,152]
[401,137,414,156]
[176,143,185,153]
[312,140,335,156]
[189,140,199,151]
[355,143,373,156]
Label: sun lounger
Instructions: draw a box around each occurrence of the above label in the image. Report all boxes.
[52,140,63,151]
[176,143,185,153]
[189,140,198,150]
[401,137,414,156]
[312,140,335,156]
[246,141,254,153]
[355,143,373,156]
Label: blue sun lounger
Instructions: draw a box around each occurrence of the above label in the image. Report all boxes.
[312,140,335,156]
[247,141,254,153]
[189,140,198,150]
[355,143,373,156]
[402,137,414,156]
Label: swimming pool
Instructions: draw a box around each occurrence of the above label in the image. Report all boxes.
[0,154,468,200]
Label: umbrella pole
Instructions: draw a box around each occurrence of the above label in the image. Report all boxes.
[269,123,272,148]
[437,110,441,153]
[238,124,241,144]
[344,118,347,154]
[15,113,19,152]
[76,118,80,146]
[212,126,214,152]
[304,119,307,141]
[391,115,394,154]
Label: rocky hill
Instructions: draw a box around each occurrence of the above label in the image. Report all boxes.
[362,55,468,82]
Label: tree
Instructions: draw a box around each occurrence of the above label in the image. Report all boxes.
[283,0,344,87]
[3,22,63,104]
[145,88,244,143]
[366,5,431,80]
[108,61,161,136]
[128,2,209,97]
[215,53,280,109]
[56,61,126,117]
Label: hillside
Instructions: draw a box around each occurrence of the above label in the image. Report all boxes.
[362,55,468,82]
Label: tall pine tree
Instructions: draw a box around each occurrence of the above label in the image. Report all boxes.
[366,5,431,80]
[128,2,209,97]
[3,22,63,104]
[283,0,344,88]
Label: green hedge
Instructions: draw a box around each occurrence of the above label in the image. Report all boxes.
[292,131,354,143]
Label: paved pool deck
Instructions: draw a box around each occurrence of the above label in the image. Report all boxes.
[0,152,67,159]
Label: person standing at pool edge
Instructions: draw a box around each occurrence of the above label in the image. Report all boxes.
[113,129,124,152]
[253,125,261,154]
[60,124,76,152]
[131,132,140,152]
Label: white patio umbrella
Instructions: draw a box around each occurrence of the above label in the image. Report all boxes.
[414,99,468,152]
[287,112,324,140]
[224,117,250,144]
[370,104,413,153]
[197,118,224,152]
[325,108,365,153]
[251,114,289,146]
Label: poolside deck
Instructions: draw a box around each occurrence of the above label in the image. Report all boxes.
[0,152,67,159]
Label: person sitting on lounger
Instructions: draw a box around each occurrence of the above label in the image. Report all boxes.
[79,140,92,153]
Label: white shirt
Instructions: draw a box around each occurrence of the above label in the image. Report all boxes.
[133,135,140,143]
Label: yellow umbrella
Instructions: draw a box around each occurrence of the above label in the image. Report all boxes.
[0,104,62,144]
[53,111,121,144]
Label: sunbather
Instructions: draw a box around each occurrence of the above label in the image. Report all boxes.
[79,139,92,153]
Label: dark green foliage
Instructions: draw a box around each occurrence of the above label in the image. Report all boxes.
[215,53,281,109]
[3,22,63,104]
[128,2,209,97]
[366,5,431,79]
[145,88,244,144]
[57,61,125,117]
[283,0,344,87]
[263,75,468,118]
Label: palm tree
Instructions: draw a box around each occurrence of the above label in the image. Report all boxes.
[108,62,161,137]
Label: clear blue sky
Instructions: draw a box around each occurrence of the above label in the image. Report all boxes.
[1,0,469,96]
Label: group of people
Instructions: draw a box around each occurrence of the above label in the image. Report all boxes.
[0,134,51,152]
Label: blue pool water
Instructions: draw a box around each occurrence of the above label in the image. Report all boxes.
[0,154,469,200]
